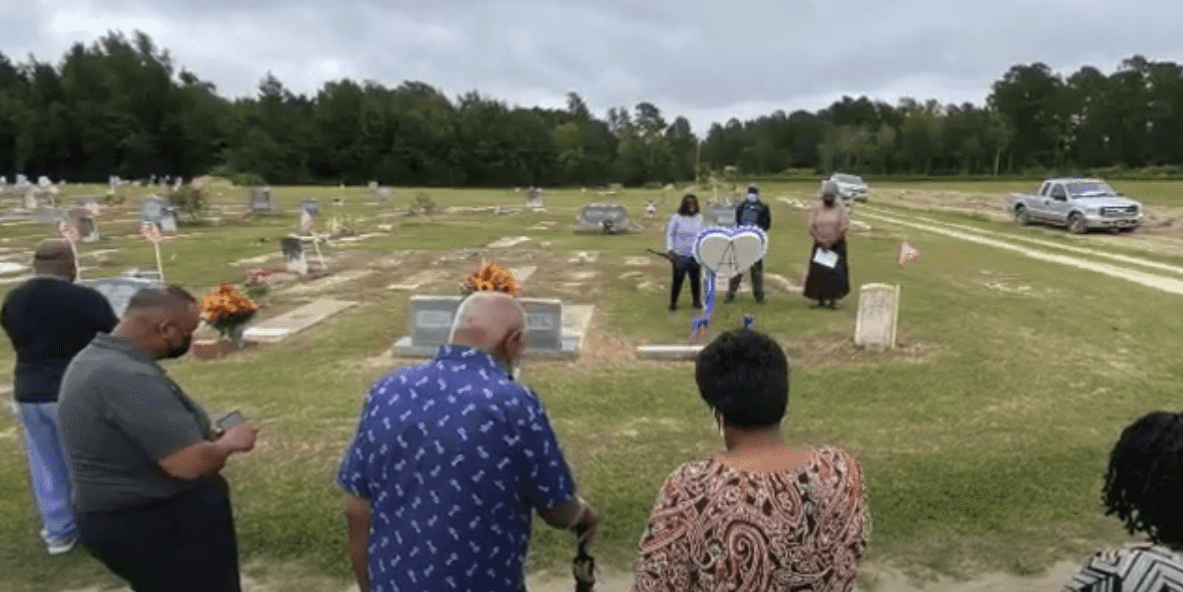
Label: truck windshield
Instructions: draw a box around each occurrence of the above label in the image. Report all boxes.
[1066,182,1117,198]
[833,174,863,184]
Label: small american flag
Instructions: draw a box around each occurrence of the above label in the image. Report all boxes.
[139,221,162,243]
[58,221,80,244]
[299,209,313,232]
[898,241,921,266]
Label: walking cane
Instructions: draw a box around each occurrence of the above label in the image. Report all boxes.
[572,524,595,592]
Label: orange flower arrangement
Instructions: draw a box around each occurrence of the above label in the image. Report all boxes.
[462,262,520,296]
[201,283,260,340]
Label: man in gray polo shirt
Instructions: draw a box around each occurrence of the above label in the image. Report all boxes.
[58,286,259,592]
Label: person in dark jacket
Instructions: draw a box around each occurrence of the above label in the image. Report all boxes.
[1,239,118,555]
[726,183,772,303]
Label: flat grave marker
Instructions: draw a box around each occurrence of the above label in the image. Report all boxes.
[278,269,375,297]
[242,299,358,344]
[387,269,450,291]
[854,283,900,350]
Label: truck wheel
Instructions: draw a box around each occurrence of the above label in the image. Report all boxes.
[1014,205,1031,225]
[1067,213,1087,234]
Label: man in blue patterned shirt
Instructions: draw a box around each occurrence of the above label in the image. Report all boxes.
[338,292,597,592]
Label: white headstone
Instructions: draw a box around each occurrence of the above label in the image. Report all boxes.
[853,283,900,350]
[38,176,51,188]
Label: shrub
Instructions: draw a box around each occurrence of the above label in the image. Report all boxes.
[169,185,207,221]
[410,192,436,216]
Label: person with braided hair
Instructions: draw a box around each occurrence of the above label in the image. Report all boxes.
[1063,411,1183,591]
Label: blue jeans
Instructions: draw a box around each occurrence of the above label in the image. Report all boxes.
[13,402,77,544]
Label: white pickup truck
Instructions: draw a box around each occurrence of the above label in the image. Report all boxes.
[1007,178,1142,233]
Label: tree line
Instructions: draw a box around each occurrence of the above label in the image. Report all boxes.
[1,31,1180,187]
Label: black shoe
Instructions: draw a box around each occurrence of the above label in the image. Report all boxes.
[724,293,735,303]
[755,297,765,304]
[668,305,677,312]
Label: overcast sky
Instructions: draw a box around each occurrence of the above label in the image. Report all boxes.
[3,0,1180,134]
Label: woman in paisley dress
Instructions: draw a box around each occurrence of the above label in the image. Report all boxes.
[633,329,869,592]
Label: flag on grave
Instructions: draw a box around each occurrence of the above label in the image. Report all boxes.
[299,209,313,233]
[898,241,921,266]
[57,220,80,244]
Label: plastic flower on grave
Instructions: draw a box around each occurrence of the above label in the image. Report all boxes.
[462,263,520,296]
[201,283,259,340]
[245,268,275,286]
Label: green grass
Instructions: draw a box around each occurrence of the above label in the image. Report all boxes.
[2,182,1182,590]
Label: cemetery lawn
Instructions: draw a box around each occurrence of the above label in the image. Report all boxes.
[1,180,1181,591]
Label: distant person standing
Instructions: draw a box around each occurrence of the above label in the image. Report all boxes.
[803,181,851,309]
[725,183,771,303]
[666,194,705,312]
[58,286,259,592]
[1,239,118,555]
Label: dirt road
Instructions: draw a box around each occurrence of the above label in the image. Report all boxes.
[857,205,1183,296]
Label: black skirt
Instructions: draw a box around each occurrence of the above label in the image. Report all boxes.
[803,239,850,301]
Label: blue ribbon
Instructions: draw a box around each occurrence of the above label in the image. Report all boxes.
[692,271,716,338]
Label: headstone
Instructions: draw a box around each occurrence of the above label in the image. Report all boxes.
[526,188,545,209]
[300,199,320,215]
[249,187,276,213]
[79,277,161,318]
[368,181,379,191]
[376,188,392,203]
[404,295,464,352]
[70,208,99,242]
[16,174,29,188]
[38,176,51,188]
[281,236,309,276]
[521,299,563,351]
[23,190,37,209]
[576,203,632,233]
[705,204,735,228]
[853,283,900,350]
[141,197,177,234]
[392,296,576,358]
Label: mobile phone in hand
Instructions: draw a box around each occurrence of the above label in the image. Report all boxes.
[215,410,246,432]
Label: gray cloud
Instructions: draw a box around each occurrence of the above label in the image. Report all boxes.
[3,0,1180,134]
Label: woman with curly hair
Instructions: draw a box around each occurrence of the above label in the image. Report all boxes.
[1064,411,1183,591]
[632,329,868,592]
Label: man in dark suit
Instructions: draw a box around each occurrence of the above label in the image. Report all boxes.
[1,239,118,555]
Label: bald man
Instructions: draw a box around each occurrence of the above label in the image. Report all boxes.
[1,239,118,555]
[338,291,596,592]
[58,286,259,592]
